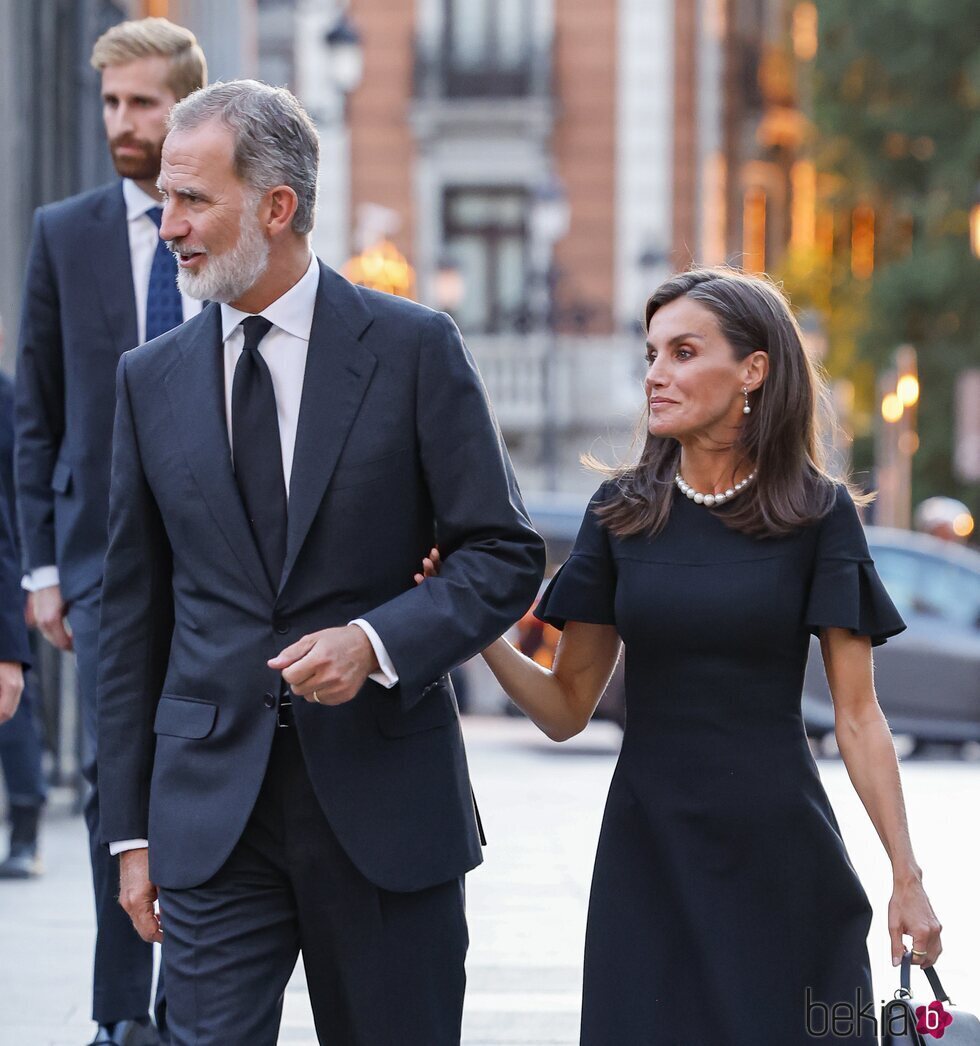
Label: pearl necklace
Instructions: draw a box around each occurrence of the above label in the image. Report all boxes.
[674,470,756,507]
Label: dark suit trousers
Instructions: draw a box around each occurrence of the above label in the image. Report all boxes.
[157,712,468,1046]
[69,586,158,1024]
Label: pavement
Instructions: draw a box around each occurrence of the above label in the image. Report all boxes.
[1,716,978,1045]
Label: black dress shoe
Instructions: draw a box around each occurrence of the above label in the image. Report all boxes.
[89,1018,161,1045]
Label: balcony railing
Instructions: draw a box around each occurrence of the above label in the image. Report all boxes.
[413,37,553,102]
[465,333,644,435]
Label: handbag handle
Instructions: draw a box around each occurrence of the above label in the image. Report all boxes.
[900,950,952,1004]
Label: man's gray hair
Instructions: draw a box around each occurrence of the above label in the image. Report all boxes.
[169,80,319,235]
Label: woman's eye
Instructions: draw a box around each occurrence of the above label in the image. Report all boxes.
[676,348,693,360]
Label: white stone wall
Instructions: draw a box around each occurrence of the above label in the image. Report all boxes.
[614,0,674,330]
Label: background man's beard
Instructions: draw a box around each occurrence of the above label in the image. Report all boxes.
[109,138,162,181]
[176,209,270,304]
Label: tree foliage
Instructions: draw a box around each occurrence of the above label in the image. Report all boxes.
[804,0,980,514]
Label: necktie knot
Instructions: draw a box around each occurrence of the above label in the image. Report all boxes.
[145,206,163,229]
[241,316,274,354]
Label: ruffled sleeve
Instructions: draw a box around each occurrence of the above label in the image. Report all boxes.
[804,485,906,646]
[535,483,617,631]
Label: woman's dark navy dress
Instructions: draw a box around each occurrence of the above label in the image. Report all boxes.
[535,482,905,1045]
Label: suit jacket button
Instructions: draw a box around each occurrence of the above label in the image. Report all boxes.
[263,692,276,708]
[274,622,288,634]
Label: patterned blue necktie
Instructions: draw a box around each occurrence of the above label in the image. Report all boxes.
[144,206,184,342]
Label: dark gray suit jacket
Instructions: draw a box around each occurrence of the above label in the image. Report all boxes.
[15,181,137,600]
[96,262,545,892]
[0,373,31,666]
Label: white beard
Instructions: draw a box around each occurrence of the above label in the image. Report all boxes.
[174,203,270,304]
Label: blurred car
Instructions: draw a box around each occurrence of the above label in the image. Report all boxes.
[524,494,980,738]
[803,527,980,747]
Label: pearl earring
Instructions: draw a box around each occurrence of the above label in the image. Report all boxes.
[742,387,751,415]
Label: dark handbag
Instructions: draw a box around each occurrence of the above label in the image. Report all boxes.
[881,952,980,1044]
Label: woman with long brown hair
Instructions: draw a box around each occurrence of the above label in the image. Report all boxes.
[421,267,942,1043]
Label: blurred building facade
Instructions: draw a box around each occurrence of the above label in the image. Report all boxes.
[332,0,810,493]
[1,0,815,494]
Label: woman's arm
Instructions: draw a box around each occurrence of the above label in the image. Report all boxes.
[482,622,621,741]
[416,549,621,741]
[820,626,943,967]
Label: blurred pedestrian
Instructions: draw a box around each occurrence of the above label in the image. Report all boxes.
[0,361,45,879]
[418,267,943,1043]
[96,80,543,1045]
[15,18,206,1046]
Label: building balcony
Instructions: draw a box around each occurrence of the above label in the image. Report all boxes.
[465,332,644,437]
[410,37,554,141]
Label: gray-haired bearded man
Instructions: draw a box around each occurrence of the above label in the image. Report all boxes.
[96,79,544,1045]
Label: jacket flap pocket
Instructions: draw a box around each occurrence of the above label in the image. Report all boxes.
[154,695,217,739]
[375,678,456,737]
[51,460,72,494]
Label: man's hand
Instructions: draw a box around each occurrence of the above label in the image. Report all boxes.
[31,584,73,651]
[268,625,379,706]
[0,661,25,724]
[119,848,162,943]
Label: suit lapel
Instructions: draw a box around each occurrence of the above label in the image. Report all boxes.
[163,306,274,602]
[88,183,139,354]
[279,263,376,593]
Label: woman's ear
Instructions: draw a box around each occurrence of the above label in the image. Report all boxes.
[742,350,770,392]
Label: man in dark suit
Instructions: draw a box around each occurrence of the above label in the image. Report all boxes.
[0,366,32,798]
[15,19,206,1045]
[96,80,544,1045]
[0,364,45,878]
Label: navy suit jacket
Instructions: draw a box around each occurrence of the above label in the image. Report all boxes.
[96,262,545,892]
[0,373,31,666]
[15,181,136,601]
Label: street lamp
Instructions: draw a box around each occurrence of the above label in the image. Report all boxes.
[530,174,570,492]
[970,181,980,260]
[324,14,364,96]
[876,345,918,529]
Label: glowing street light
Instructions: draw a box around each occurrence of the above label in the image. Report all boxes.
[897,373,919,407]
[971,182,980,260]
[881,392,904,424]
[343,239,415,298]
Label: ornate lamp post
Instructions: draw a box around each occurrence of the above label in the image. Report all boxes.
[530,175,570,491]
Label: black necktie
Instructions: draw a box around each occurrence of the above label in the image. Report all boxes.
[232,316,287,589]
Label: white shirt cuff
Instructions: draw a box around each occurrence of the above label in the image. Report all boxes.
[109,839,148,856]
[23,565,59,592]
[349,619,398,688]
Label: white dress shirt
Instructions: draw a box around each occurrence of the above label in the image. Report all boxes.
[26,179,202,593]
[110,253,399,856]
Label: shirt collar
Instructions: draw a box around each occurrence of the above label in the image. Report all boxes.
[220,252,320,344]
[122,178,164,221]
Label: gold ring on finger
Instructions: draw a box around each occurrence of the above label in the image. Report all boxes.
[313,689,322,704]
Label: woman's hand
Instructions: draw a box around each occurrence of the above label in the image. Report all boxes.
[414,547,441,585]
[889,876,943,968]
